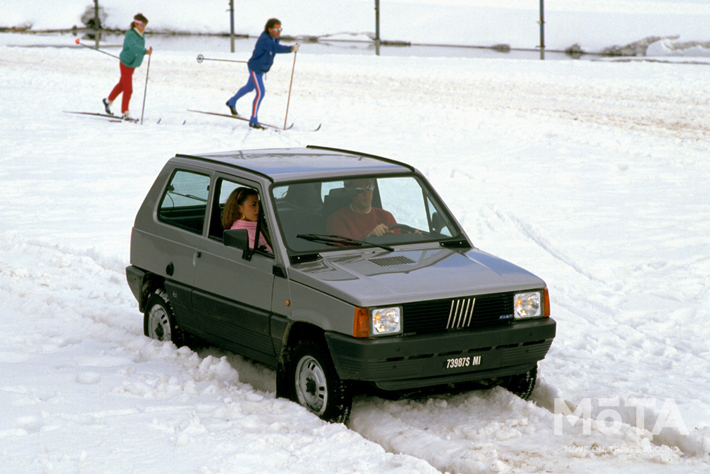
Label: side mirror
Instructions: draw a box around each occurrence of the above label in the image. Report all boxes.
[223,229,252,260]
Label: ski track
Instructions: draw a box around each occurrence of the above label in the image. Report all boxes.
[494,208,598,283]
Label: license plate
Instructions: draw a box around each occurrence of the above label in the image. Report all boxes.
[444,355,482,370]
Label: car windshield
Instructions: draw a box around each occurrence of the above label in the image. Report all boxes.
[271,175,463,254]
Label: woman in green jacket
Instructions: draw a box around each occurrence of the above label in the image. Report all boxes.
[103,13,153,121]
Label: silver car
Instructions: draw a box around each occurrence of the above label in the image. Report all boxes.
[126,146,556,422]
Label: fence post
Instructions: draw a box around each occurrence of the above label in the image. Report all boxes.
[229,0,235,53]
[374,0,381,56]
[539,0,545,60]
[93,0,101,49]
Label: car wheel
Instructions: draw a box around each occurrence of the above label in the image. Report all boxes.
[501,364,537,400]
[291,340,352,423]
[144,288,184,346]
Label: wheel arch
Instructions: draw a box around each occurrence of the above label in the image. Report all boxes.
[276,321,327,399]
[138,273,166,312]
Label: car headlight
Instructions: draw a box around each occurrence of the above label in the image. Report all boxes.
[514,292,542,319]
[371,307,402,336]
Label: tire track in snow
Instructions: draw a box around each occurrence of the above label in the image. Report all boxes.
[494,208,599,283]
[479,213,710,458]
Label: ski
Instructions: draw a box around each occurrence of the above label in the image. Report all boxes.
[63,111,137,123]
[187,109,293,130]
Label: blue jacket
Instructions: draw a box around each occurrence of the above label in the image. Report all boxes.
[247,31,292,73]
[119,28,146,68]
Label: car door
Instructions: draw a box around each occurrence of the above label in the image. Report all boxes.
[192,176,277,366]
[147,167,211,333]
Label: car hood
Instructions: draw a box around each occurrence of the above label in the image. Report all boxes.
[287,246,546,307]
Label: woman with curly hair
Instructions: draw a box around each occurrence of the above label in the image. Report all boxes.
[222,187,272,253]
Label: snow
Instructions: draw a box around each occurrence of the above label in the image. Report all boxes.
[2,1,710,473]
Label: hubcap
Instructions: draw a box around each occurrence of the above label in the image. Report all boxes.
[148,305,171,341]
[295,355,327,415]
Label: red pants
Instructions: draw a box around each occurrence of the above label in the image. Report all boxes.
[108,62,135,114]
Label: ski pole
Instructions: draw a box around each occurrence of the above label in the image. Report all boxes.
[74,38,119,59]
[284,50,297,130]
[140,52,152,125]
[196,54,247,64]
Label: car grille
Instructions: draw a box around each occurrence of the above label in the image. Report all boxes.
[402,292,515,334]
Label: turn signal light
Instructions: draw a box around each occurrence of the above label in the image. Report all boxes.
[353,307,369,338]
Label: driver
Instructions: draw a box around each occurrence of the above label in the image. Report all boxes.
[325,178,398,241]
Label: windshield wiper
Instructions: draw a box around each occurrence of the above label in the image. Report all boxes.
[296,233,394,252]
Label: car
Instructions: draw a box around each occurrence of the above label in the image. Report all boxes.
[126,145,556,423]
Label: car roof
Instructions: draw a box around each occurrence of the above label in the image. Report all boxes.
[174,146,415,183]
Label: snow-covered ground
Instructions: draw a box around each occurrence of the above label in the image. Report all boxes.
[2,1,710,473]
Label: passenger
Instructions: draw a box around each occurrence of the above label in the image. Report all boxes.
[222,187,273,252]
[325,178,398,241]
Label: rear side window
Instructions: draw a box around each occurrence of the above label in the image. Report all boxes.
[157,170,210,234]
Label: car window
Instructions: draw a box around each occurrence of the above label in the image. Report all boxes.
[377,176,455,238]
[158,169,210,234]
[211,178,273,255]
[377,177,428,230]
[217,180,242,205]
[320,181,341,201]
[272,175,460,253]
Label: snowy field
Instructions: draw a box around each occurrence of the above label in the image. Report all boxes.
[2,1,710,473]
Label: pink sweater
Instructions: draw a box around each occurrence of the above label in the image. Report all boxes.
[230,220,273,253]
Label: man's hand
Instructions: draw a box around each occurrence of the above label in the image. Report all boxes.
[367,223,390,238]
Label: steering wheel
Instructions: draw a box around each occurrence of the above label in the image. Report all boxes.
[388,223,415,233]
[387,223,435,238]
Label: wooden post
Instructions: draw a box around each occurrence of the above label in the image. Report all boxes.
[94,0,100,49]
[375,0,381,56]
[539,0,545,60]
[229,0,235,53]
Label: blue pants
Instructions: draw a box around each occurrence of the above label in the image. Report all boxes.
[227,70,264,125]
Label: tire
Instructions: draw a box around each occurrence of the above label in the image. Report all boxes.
[290,339,352,423]
[143,288,184,346]
[501,364,537,400]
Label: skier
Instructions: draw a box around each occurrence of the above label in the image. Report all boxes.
[103,13,153,121]
[226,18,299,129]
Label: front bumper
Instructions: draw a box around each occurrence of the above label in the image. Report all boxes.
[325,318,555,391]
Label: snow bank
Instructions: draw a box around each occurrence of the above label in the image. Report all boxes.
[646,38,710,57]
